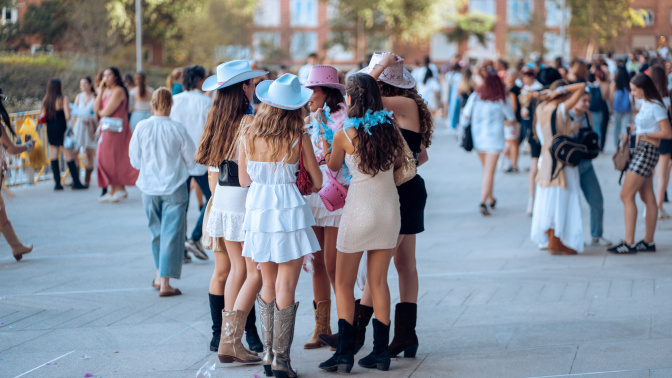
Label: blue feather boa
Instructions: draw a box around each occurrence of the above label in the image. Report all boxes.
[343,109,393,135]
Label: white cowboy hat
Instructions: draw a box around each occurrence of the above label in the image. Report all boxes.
[359,52,416,89]
[255,74,313,110]
[202,60,268,91]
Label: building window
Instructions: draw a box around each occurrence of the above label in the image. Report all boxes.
[640,9,654,26]
[291,0,318,27]
[469,0,495,16]
[290,32,318,60]
[467,32,496,60]
[1,6,18,25]
[507,31,532,59]
[544,32,570,60]
[253,32,282,60]
[430,34,458,61]
[254,0,281,27]
[545,0,570,28]
[508,0,533,26]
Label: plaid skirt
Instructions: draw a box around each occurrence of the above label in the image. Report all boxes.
[628,141,659,178]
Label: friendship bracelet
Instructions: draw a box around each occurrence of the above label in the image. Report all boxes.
[374,63,385,70]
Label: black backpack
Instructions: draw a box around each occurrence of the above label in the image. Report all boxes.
[549,107,599,179]
[588,85,603,112]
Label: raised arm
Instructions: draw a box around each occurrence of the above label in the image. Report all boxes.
[98,88,126,118]
[557,82,587,118]
[367,52,402,81]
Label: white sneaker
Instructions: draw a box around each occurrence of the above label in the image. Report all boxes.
[112,190,127,201]
[98,193,119,203]
[659,208,670,219]
[591,237,613,246]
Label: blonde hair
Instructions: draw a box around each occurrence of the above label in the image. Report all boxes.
[166,68,183,88]
[151,87,173,113]
[245,104,305,162]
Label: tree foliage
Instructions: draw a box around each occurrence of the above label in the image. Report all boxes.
[67,0,114,70]
[445,12,495,46]
[20,0,70,46]
[566,0,645,52]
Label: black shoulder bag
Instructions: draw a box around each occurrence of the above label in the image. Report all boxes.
[218,115,248,187]
[461,96,476,152]
[549,107,589,179]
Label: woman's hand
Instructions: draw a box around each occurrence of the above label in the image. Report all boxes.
[379,52,400,68]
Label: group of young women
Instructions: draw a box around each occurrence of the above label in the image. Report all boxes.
[197,51,431,376]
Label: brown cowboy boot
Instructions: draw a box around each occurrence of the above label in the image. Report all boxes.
[1,221,33,261]
[304,300,332,349]
[217,310,262,363]
[257,295,275,377]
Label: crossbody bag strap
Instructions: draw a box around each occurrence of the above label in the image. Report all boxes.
[225,115,248,161]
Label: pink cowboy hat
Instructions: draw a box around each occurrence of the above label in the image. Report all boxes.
[304,65,346,95]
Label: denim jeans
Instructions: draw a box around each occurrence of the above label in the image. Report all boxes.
[185,173,212,241]
[590,110,604,150]
[142,186,188,279]
[578,160,604,238]
[613,111,633,148]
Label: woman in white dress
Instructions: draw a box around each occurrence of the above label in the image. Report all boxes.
[530,81,586,255]
[194,61,268,362]
[72,76,97,186]
[461,73,516,215]
[239,73,322,377]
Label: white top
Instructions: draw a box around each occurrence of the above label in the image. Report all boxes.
[129,116,197,196]
[461,93,516,151]
[634,99,667,135]
[170,89,213,176]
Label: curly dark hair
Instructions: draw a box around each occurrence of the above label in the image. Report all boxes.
[379,82,433,148]
[346,73,402,177]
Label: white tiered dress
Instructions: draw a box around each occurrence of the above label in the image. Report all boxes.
[206,166,248,242]
[242,140,320,263]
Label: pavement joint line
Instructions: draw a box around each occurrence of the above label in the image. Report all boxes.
[13,349,76,378]
[525,365,672,377]
[1,251,139,261]
[156,321,202,346]
[1,288,154,297]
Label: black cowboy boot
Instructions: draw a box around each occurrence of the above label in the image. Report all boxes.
[358,319,390,371]
[318,319,356,373]
[209,294,224,351]
[245,305,263,352]
[388,302,419,357]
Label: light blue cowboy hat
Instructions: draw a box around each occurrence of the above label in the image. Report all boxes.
[202,60,268,91]
[255,73,313,110]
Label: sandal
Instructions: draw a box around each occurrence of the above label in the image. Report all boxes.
[480,203,490,216]
[151,280,160,290]
[489,198,497,209]
[159,288,182,297]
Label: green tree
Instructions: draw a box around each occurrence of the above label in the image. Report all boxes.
[66,0,114,70]
[20,0,70,46]
[445,12,495,47]
[567,0,645,54]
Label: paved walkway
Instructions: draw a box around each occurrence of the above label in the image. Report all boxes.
[1,129,672,378]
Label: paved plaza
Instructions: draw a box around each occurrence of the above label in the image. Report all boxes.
[1,129,672,378]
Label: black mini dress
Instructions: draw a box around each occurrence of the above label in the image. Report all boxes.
[397,128,427,235]
[46,109,67,147]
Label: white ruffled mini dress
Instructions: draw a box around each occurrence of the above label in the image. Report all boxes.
[242,151,320,263]
[207,165,248,242]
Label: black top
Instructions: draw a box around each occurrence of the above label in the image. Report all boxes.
[400,128,422,159]
[508,86,522,123]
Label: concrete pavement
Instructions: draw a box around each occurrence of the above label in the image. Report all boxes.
[1,129,672,378]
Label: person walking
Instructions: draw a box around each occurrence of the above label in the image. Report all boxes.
[194,60,268,359]
[460,73,516,215]
[569,91,611,246]
[129,71,153,132]
[648,66,672,219]
[129,88,196,297]
[504,68,522,172]
[72,76,98,186]
[608,74,672,253]
[170,65,212,262]
[302,65,348,350]
[611,66,633,149]
[168,68,184,95]
[318,73,402,374]
[0,89,35,261]
[42,78,87,190]
[94,67,139,203]
[239,73,323,377]
[530,81,587,255]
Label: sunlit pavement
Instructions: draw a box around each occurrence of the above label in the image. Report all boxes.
[1,124,672,377]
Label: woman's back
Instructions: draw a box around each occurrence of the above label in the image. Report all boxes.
[246,137,300,186]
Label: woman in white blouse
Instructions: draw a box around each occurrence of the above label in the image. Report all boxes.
[609,73,672,254]
[461,73,515,215]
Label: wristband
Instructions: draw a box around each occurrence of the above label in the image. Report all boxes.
[25,143,33,152]
[556,86,567,95]
[374,63,385,70]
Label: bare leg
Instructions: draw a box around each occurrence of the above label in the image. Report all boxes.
[481,153,499,204]
[335,251,364,323]
[209,246,230,295]
[311,226,331,302]
[510,140,520,169]
[394,235,418,303]
[275,258,303,309]
[323,227,338,290]
[233,257,263,313]
[655,155,671,210]
[260,262,278,304]
[620,171,646,245]
[639,176,658,243]
[529,158,538,197]
[366,249,394,324]
[223,240,246,311]
[85,148,96,170]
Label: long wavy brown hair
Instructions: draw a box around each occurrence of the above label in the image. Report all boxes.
[42,78,63,121]
[245,104,305,162]
[379,82,433,148]
[346,73,402,176]
[195,80,250,166]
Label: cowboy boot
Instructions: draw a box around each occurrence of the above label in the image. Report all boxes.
[245,306,263,352]
[217,310,262,363]
[67,160,88,189]
[271,302,299,378]
[257,295,275,377]
[318,319,355,373]
[209,294,224,351]
[51,160,63,190]
[84,167,93,187]
[388,302,419,358]
[304,300,332,349]
[354,301,373,354]
[1,221,33,261]
[319,299,367,350]
[358,319,391,371]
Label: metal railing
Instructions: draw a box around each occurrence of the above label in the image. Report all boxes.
[3,110,90,187]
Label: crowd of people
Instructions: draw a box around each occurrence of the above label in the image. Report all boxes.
[1,47,672,376]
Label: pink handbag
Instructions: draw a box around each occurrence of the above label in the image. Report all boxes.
[318,169,347,212]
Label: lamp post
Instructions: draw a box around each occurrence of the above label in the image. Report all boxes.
[560,0,566,59]
[136,0,142,72]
